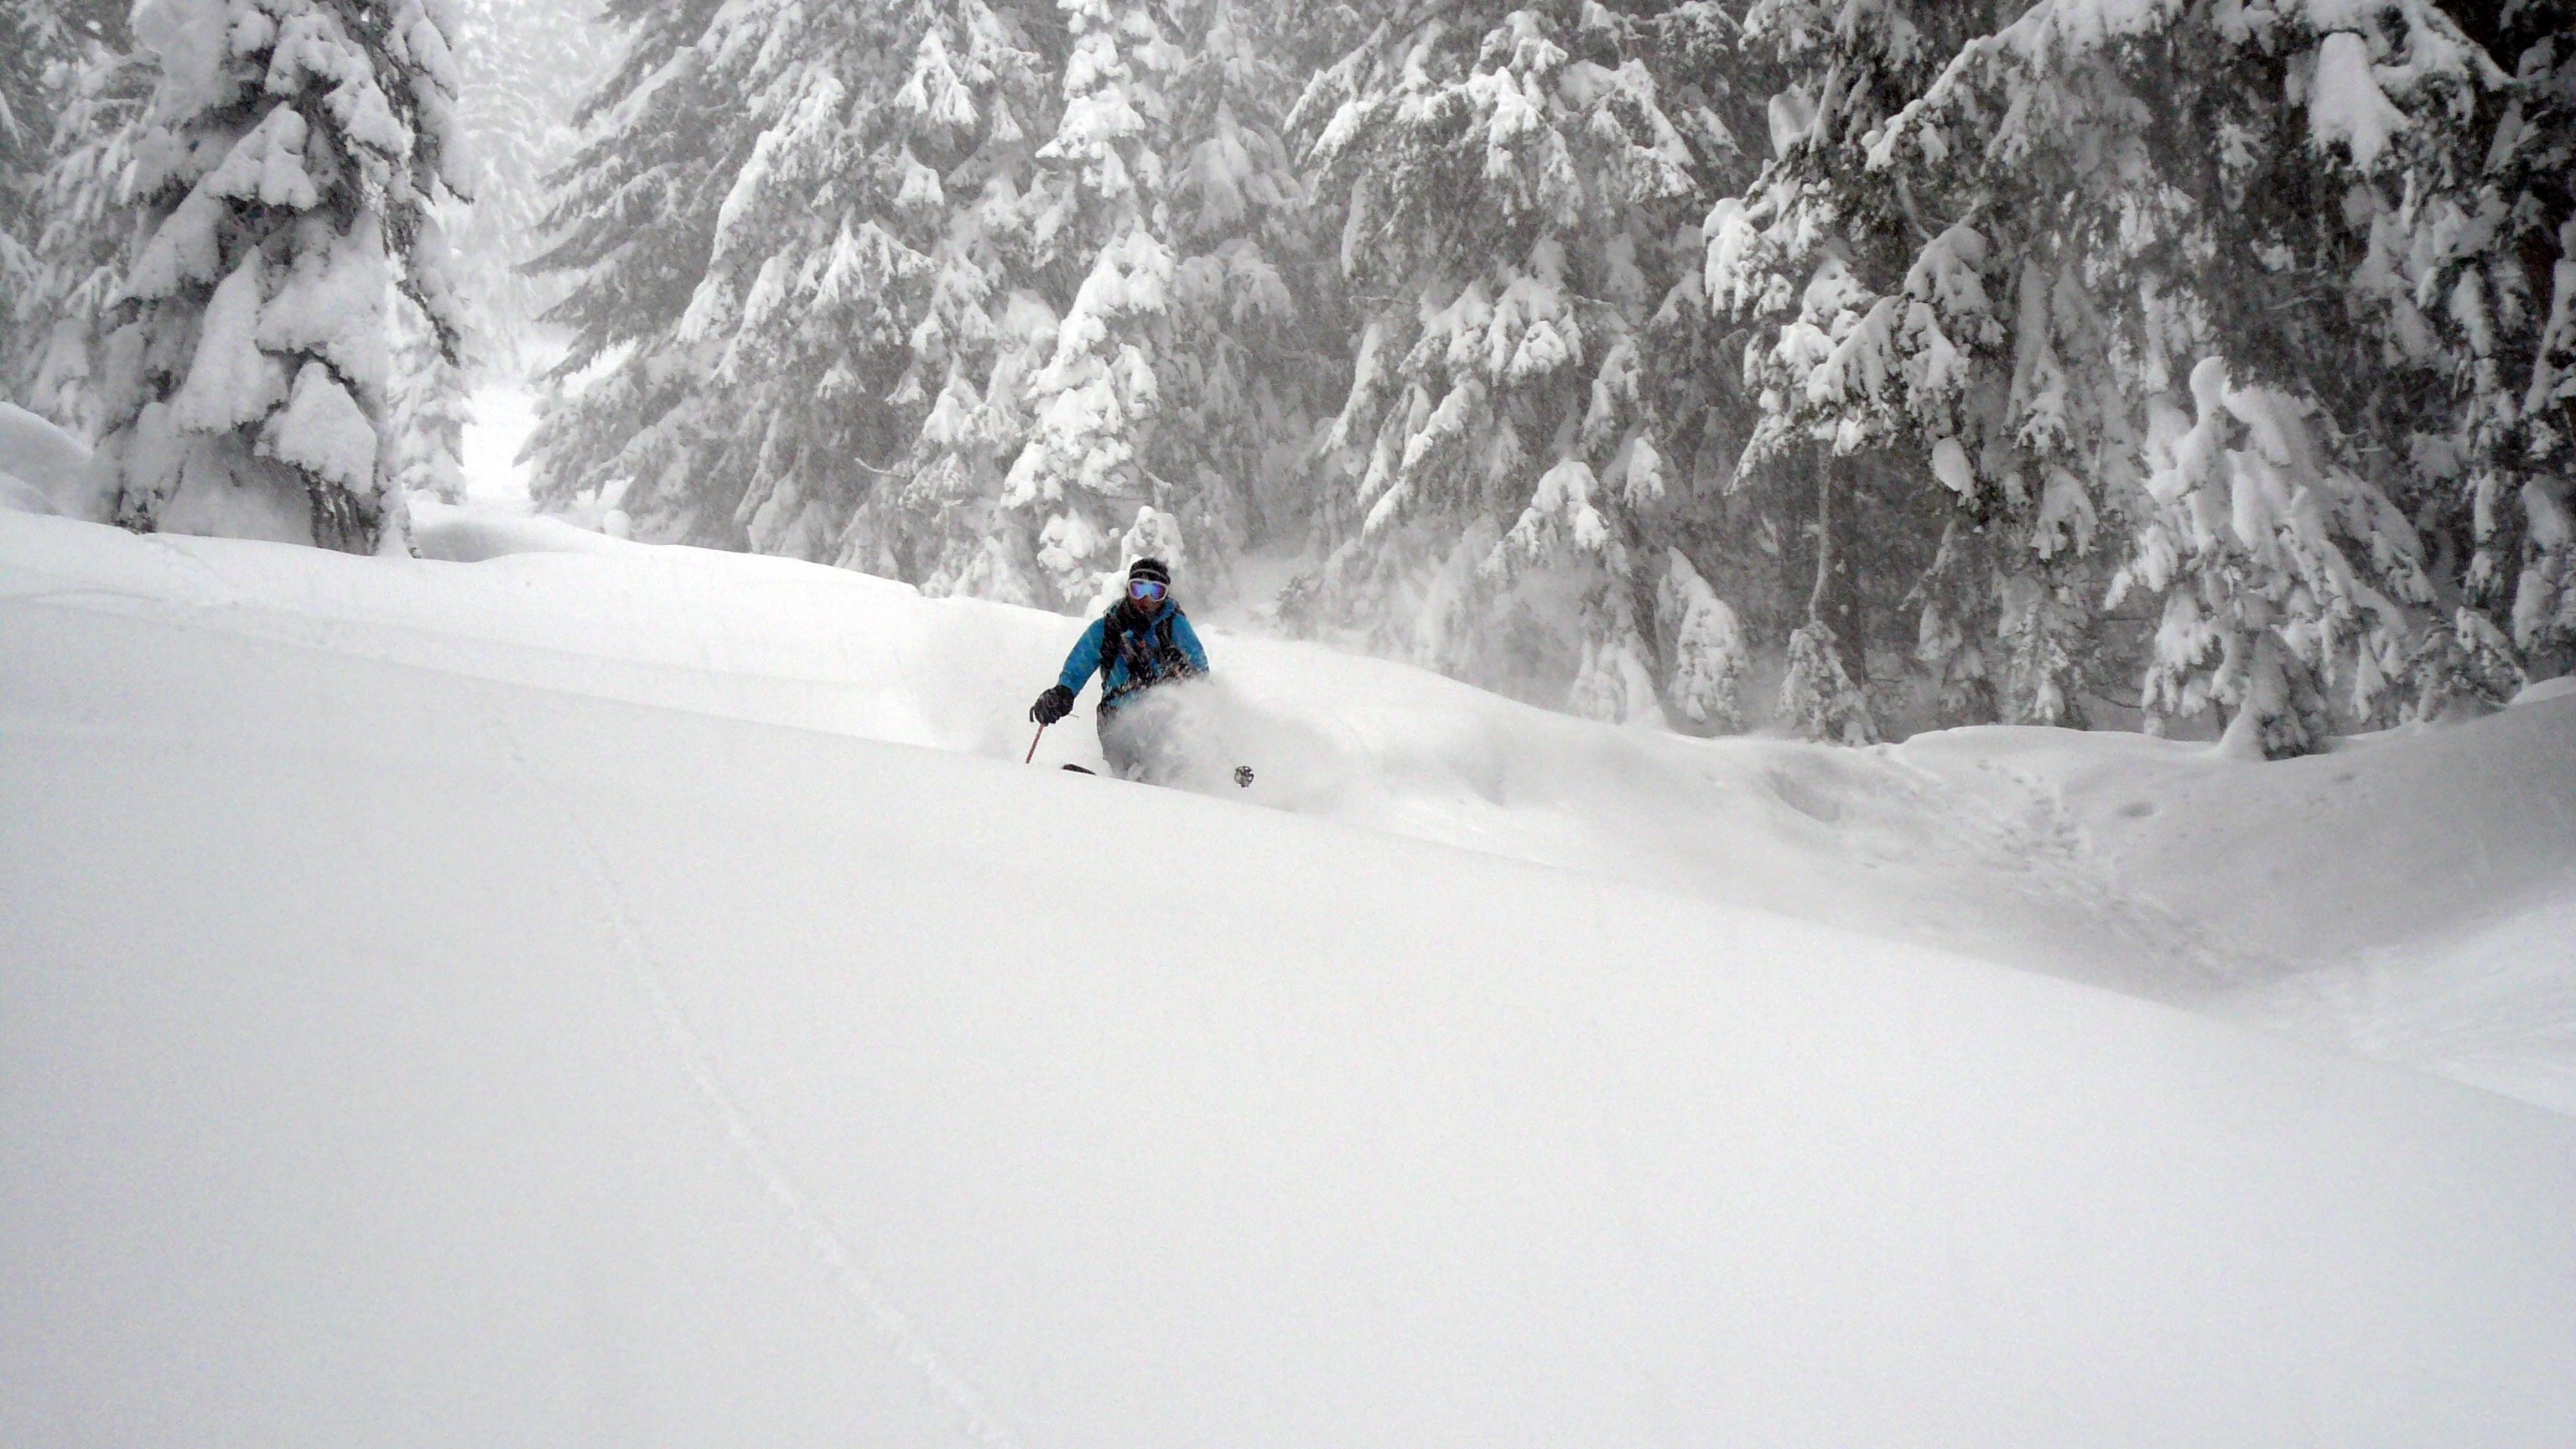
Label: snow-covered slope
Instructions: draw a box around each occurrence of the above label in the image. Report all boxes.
[5,511,2575,1446]
[12,506,2573,1105]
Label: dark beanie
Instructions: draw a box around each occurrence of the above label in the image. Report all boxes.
[1129,557,1172,585]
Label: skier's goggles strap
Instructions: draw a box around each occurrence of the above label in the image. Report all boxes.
[1128,579,1168,601]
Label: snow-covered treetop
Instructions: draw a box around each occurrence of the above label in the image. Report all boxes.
[84,0,470,553]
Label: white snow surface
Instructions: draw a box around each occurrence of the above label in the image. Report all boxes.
[4,506,2574,1446]
[2307,29,2412,169]
[0,402,96,517]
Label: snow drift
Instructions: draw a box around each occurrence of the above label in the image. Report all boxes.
[0,403,99,519]
[4,510,2574,1446]
[11,500,2572,1105]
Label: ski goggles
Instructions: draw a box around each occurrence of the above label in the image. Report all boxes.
[1128,579,1168,602]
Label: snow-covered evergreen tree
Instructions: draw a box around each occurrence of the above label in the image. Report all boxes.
[705,0,1052,567]
[995,0,1185,606]
[1291,2,1748,724]
[951,0,1320,612]
[91,0,469,553]
[2504,0,2576,682]
[2081,0,2489,752]
[2413,0,2576,694]
[1715,0,2514,753]
[1129,0,1334,593]
[0,0,70,361]
[527,0,1328,613]
[3,3,121,382]
[874,3,1071,600]
[1709,0,2100,737]
[1656,543,1748,731]
[527,0,1061,565]
[440,0,610,379]
[388,287,465,501]
[3,3,148,437]
[916,0,1347,613]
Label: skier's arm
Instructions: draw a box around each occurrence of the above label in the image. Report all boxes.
[1057,619,1107,696]
[1171,612,1209,673]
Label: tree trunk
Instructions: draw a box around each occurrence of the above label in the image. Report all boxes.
[1806,449,1834,623]
[1806,448,1864,683]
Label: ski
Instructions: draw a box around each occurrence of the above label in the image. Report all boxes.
[1055,762,1252,787]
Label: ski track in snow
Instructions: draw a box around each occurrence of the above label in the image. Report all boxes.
[1709,735,2289,1003]
[1881,753,2283,999]
[476,686,1023,1449]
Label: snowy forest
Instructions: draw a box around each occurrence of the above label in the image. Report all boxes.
[4,0,2571,756]
[8,5,2576,1434]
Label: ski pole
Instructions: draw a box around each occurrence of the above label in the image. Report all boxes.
[1025,722,1046,764]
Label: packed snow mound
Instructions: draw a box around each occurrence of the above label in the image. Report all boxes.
[412,496,652,559]
[7,531,2573,1446]
[0,402,98,520]
[10,507,2573,1110]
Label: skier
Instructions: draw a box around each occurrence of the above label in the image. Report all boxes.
[1029,558,1211,781]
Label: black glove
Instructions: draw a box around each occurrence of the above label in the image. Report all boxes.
[1030,684,1076,725]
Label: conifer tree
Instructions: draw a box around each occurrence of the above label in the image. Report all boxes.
[4,3,148,437]
[1292,2,1748,723]
[870,3,1065,600]
[527,0,1060,566]
[521,0,739,538]
[388,288,465,501]
[527,0,1324,611]
[700,0,1036,565]
[925,0,1336,611]
[91,0,469,554]
[997,0,1186,608]
[1709,0,2077,737]
[0,1,70,358]
[440,0,610,379]
[937,0,1318,608]
[2418,0,2575,693]
[1132,0,1334,593]
[1715,0,2504,753]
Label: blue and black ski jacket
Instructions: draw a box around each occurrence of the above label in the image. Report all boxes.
[1056,599,1209,710]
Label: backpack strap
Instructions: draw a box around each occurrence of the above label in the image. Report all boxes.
[1095,603,1136,696]
[1093,604,1124,688]
[1150,610,1192,677]
[1098,603,1185,705]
